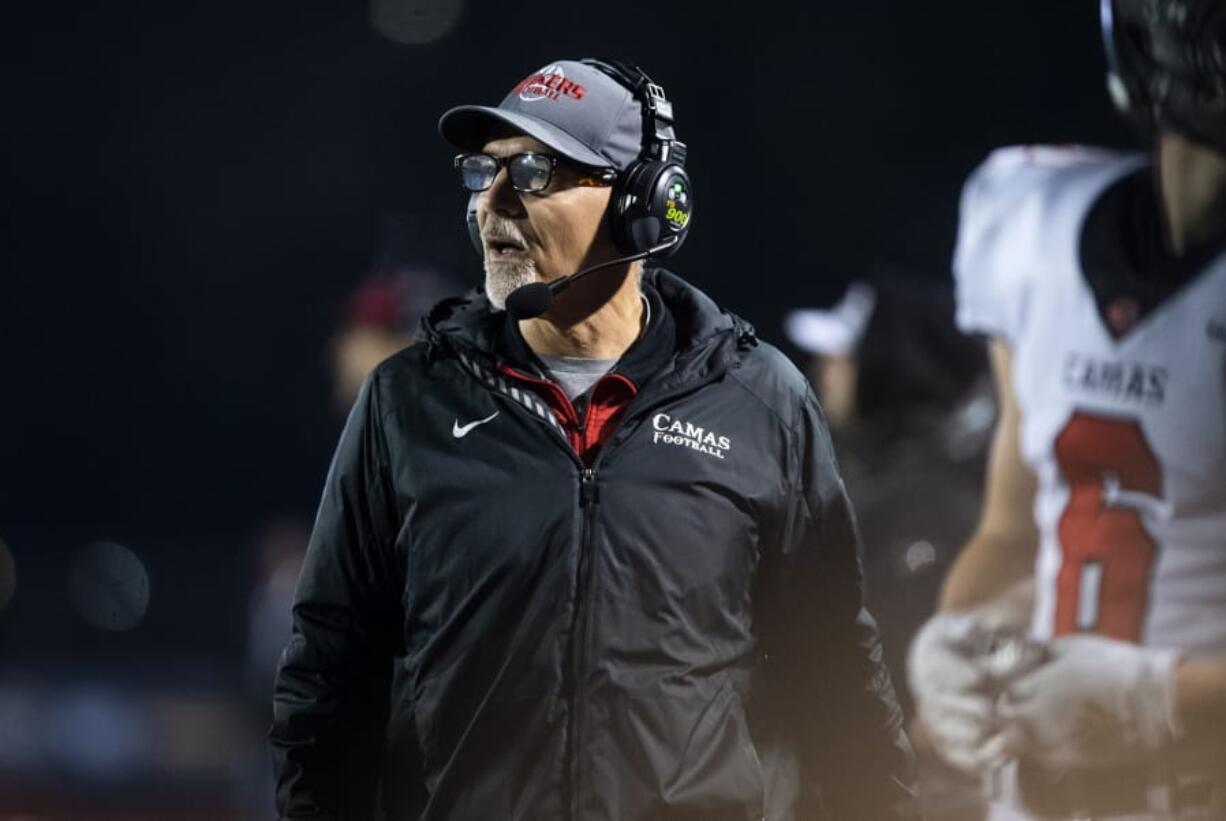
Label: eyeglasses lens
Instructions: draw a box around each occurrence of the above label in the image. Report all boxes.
[508,155,552,193]
[458,154,498,192]
[458,153,555,193]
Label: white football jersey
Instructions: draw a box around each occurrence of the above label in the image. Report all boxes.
[954,145,1226,657]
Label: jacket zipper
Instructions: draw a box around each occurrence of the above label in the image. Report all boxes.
[565,379,722,817]
[483,369,594,819]
[460,349,739,817]
[569,465,599,819]
[457,356,594,816]
[564,371,735,819]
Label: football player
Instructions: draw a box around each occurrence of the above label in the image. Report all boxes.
[908,1,1226,818]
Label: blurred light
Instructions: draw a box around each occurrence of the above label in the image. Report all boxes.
[904,540,937,574]
[0,538,14,611]
[150,694,247,774]
[68,541,150,631]
[51,686,152,778]
[0,685,44,769]
[371,0,465,45]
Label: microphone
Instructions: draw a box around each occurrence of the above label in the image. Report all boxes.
[505,236,680,320]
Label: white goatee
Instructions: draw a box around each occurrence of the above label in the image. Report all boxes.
[480,216,538,311]
[484,258,538,311]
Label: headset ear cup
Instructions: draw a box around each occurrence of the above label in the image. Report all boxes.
[611,162,646,254]
[628,214,662,252]
[466,192,482,256]
[618,162,659,254]
[612,161,692,256]
[641,162,691,257]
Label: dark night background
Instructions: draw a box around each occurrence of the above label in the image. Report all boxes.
[0,1,1133,817]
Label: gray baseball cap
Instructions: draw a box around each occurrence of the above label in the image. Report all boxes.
[438,60,646,171]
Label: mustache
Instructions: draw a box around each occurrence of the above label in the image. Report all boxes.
[481,217,529,247]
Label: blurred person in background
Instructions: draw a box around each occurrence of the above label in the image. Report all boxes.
[240,517,311,820]
[330,214,461,413]
[786,274,989,439]
[271,57,916,820]
[909,2,1226,819]
[240,220,458,819]
[785,273,991,709]
[787,273,991,821]
[246,518,312,715]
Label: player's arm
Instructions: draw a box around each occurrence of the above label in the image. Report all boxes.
[982,343,1225,769]
[906,338,1038,775]
[938,338,1037,615]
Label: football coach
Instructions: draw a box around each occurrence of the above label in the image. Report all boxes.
[271,57,916,821]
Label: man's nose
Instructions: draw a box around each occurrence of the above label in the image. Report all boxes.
[482,167,525,220]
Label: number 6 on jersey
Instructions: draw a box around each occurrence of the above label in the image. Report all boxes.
[1054,411,1163,641]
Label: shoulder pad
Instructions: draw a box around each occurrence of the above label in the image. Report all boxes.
[952,145,1142,342]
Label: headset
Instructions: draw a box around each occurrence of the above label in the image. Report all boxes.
[466,58,693,260]
[584,58,693,257]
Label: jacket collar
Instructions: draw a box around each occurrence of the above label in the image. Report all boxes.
[495,281,673,388]
[423,268,756,389]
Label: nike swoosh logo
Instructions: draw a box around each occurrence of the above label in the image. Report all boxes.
[452,411,499,439]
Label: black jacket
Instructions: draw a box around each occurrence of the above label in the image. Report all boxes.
[271,269,915,821]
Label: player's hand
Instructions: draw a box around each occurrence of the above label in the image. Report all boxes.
[908,613,1014,774]
[1001,634,1182,772]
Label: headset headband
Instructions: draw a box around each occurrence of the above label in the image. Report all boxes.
[580,58,687,166]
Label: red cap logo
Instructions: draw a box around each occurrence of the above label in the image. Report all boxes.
[514,64,587,102]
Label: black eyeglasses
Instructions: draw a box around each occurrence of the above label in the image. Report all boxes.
[454,152,616,194]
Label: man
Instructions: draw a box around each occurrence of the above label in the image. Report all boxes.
[328,215,459,415]
[270,58,915,820]
[784,275,991,720]
[909,3,1226,819]
[787,276,993,821]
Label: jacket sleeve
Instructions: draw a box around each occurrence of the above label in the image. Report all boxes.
[757,387,918,820]
[270,372,407,820]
